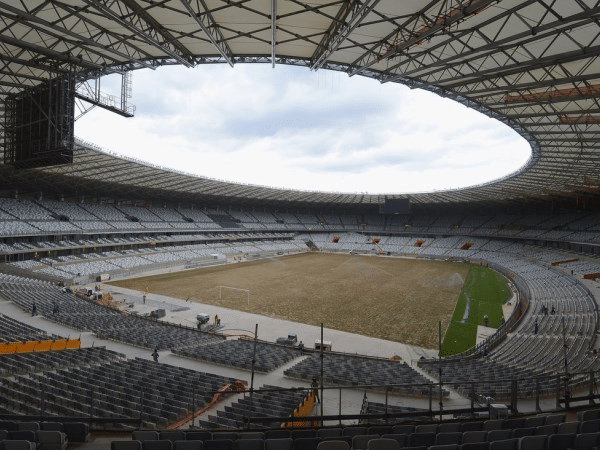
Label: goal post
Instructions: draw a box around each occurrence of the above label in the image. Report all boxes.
[218,285,250,305]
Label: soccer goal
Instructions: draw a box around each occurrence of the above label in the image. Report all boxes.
[217,285,250,305]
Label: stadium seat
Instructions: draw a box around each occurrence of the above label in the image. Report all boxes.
[438,424,461,433]
[291,431,317,440]
[36,430,67,450]
[488,438,518,450]
[546,433,575,450]
[435,432,462,445]
[461,423,483,433]
[236,439,264,450]
[63,422,89,442]
[160,431,186,442]
[265,431,291,440]
[174,442,203,450]
[517,435,545,450]
[408,432,436,447]
[572,432,600,449]
[428,445,459,450]
[112,441,142,450]
[351,435,377,450]
[580,419,600,433]
[460,443,489,450]
[133,432,160,443]
[205,440,235,450]
[486,430,512,442]
[317,430,341,439]
[238,433,265,441]
[187,432,212,442]
[214,433,238,441]
[366,439,400,450]
[3,441,37,450]
[557,422,579,434]
[342,428,367,437]
[316,441,350,450]
[142,440,173,450]
[293,437,321,450]
[264,438,293,450]
[462,431,487,444]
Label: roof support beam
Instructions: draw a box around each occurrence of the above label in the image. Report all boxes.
[348,0,497,77]
[0,2,156,72]
[0,34,108,72]
[180,0,234,67]
[310,0,380,71]
[84,0,194,68]
[271,0,277,68]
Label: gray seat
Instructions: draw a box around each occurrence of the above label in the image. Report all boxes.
[236,439,264,450]
[517,436,545,450]
[264,438,293,450]
[390,425,414,435]
[435,432,462,445]
[238,433,265,441]
[556,422,579,435]
[366,438,400,450]
[17,423,39,432]
[414,424,437,434]
[316,441,350,450]
[3,442,36,450]
[547,433,575,450]
[438,424,461,433]
[460,443,489,450]
[351,435,376,450]
[544,414,565,425]
[174,442,203,450]
[573,432,600,450]
[36,430,67,450]
[142,441,173,450]
[483,421,504,432]
[160,432,186,442]
[487,430,511,442]
[214,434,238,441]
[462,431,487,444]
[428,445,459,450]
[342,428,367,438]
[111,441,142,450]
[133,432,160,443]
[488,438,518,450]
[317,430,342,439]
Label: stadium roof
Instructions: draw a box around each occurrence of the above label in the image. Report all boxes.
[1,0,600,210]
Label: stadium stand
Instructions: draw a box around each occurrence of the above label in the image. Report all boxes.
[284,354,438,397]
[199,385,308,429]
[174,339,302,373]
[0,281,223,350]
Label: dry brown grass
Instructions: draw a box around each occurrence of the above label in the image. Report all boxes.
[109,253,470,349]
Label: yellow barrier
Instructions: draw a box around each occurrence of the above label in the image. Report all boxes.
[285,390,317,428]
[0,338,80,354]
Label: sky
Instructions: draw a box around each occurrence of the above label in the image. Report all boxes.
[75,64,531,195]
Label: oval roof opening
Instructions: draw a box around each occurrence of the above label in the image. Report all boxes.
[75,64,531,195]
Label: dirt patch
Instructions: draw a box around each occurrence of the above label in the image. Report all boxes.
[109,253,470,349]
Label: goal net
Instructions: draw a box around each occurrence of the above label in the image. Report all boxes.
[218,285,250,305]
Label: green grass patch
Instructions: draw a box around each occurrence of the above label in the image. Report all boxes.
[441,265,511,356]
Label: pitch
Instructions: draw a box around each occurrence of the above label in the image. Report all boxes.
[109,253,470,349]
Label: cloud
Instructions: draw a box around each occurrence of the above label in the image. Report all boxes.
[75,64,531,194]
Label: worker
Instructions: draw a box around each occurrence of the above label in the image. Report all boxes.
[298,341,305,355]
[31,302,37,317]
[152,348,159,362]
[311,377,320,403]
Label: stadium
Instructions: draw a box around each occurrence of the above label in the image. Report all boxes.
[1,1,600,449]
